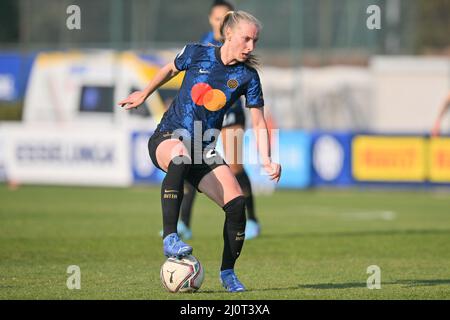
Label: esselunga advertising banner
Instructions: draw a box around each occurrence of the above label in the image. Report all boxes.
[1,124,132,186]
[428,137,450,183]
[352,135,427,182]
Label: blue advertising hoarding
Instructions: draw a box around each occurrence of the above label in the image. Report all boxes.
[131,129,312,189]
[276,130,312,188]
[0,53,35,101]
[311,132,353,186]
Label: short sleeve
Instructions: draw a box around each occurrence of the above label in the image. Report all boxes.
[174,44,198,71]
[245,72,264,108]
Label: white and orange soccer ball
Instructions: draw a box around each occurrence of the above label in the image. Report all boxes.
[160,255,204,293]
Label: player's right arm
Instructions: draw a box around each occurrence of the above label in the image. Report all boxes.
[118,61,180,110]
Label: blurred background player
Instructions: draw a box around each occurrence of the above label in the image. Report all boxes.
[432,91,450,137]
[173,0,262,241]
[120,11,281,292]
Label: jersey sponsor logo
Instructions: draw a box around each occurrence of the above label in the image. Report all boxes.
[227,79,238,89]
[191,82,226,111]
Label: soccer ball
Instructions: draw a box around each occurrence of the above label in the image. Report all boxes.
[160,255,204,293]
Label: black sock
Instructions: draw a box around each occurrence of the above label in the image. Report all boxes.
[235,170,257,222]
[221,196,246,271]
[161,156,191,238]
[179,181,196,228]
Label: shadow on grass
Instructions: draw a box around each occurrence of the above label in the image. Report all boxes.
[196,279,450,294]
[262,229,450,239]
[298,279,450,290]
[197,286,302,294]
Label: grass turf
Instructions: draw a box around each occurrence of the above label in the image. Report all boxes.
[1,184,450,299]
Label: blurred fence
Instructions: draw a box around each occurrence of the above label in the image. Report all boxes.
[1,0,449,128]
[0,0,449,58]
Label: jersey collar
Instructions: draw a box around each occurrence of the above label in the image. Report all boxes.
[214,46,242,68]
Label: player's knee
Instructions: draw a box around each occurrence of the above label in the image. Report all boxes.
[223,195,246,226]
[167,155,192,177]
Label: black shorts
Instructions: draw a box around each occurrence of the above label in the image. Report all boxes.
[222,105,246,129]
[148,130,228,191]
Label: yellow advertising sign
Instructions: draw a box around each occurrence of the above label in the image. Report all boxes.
[429,138,450,182]
[352,136,427,181]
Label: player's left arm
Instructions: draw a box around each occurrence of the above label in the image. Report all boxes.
[250,107,281,182]
[246,70,281,182]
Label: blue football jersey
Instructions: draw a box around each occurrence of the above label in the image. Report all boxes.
[200,31,244,119]
[156,43,264,149]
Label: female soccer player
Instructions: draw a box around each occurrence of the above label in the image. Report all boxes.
[119,11,281,292]
[177,0,263,241]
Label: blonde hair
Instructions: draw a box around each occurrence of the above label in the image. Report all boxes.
[219,10,262,69]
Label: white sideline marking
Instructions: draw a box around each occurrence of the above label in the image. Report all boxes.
[294,206,397,221]
[341,211,397,221]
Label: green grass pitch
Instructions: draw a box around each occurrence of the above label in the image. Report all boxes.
[1,184,450,299]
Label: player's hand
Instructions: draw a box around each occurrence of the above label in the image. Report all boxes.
[263,162,281,183]
[118,91,146,110]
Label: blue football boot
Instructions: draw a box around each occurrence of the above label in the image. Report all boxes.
[220,269,246,292]
[163,233,193,258]
[245,219,260,240]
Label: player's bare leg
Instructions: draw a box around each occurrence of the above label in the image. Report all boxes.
[198,165,246,292]
[222,125,260,240]
[155,139,193,258]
